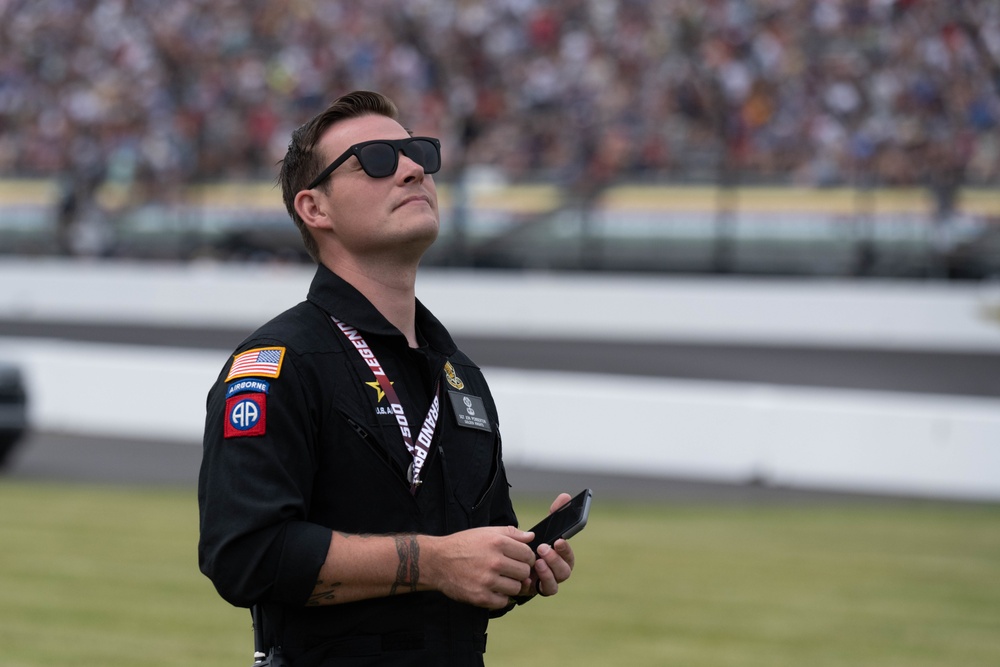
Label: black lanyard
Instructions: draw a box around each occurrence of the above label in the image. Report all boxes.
[333,317,440,494]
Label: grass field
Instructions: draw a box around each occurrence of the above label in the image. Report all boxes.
[2,481,999,667]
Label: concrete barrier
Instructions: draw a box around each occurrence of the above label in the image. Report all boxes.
[1,258,999,500]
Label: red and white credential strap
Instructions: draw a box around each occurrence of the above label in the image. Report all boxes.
[333,317,440,494]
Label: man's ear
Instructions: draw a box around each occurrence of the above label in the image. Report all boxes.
[294,189,334,231]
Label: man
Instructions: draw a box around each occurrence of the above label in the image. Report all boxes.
[198,90,575,666]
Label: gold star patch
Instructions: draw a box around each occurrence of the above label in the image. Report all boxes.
[366,380,393,403]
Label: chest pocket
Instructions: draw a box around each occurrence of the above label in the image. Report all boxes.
[439,361,503,523]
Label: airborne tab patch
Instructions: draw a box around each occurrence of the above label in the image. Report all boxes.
[226,378,271,398]
[226,347,285,381]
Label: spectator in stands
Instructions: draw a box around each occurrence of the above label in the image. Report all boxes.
[0,0,996,198]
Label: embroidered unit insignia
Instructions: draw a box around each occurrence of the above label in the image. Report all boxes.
[444,361,465,390]
[224,393,267,438]
[226,378,271,398]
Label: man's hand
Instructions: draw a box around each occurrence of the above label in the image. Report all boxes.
[308,506,576,610]
[422,525,536,609]
[520,493,576,598]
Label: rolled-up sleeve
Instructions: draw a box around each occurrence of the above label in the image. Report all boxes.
[198,344,330,608]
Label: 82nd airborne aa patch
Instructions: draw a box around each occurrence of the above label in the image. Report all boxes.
[224,393,267,438]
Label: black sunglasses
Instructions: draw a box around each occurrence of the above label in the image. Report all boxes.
[306,136,441,189]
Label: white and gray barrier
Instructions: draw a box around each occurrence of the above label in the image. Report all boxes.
[1,259,999,501]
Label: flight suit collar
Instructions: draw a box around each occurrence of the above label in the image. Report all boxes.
[305,263,457,358]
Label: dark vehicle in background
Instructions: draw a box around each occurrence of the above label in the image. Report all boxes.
[0,362,28,468]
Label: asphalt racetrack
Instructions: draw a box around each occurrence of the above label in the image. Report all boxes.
[1,318,997,398]
[6,430,927,506]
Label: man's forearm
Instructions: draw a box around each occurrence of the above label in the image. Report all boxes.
[305,525,536,610]
[307,532,435,606]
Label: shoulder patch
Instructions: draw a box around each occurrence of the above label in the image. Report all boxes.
[226,378,270,398]
[224,393,267,438]
[226,347,286,381]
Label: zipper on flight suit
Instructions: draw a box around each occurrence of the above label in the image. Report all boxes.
[341,413,409,487]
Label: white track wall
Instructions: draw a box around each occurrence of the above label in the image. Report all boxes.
[1,259,999,501]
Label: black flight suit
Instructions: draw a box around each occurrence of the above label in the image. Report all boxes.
[198,264,518,666]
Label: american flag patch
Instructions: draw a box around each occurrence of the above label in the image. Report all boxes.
[226,347,286,381]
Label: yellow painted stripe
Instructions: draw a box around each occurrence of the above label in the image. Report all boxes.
[0,179,997,216]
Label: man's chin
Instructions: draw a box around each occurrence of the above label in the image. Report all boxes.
[406,217,440,244]
[396,224,439,258]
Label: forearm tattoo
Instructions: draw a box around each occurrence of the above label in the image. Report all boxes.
[306,579,342,606]
[390,534,420,595]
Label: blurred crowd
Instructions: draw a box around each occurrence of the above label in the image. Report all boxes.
[1,0,999,202]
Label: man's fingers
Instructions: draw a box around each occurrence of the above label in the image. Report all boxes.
[539,541,574,581]
[502,524,535,544]
[552,538,575,570]
[534,552,556,596]
[549,492,572,514]
[497,526,536,564]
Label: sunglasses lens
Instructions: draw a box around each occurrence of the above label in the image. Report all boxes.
[354,139,441,178]
[404,139,441,174]
[357,142,398,177]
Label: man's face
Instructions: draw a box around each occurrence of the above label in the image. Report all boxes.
[310,113,440,261]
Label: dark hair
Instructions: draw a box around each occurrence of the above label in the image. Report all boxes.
[278,90,399,262]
